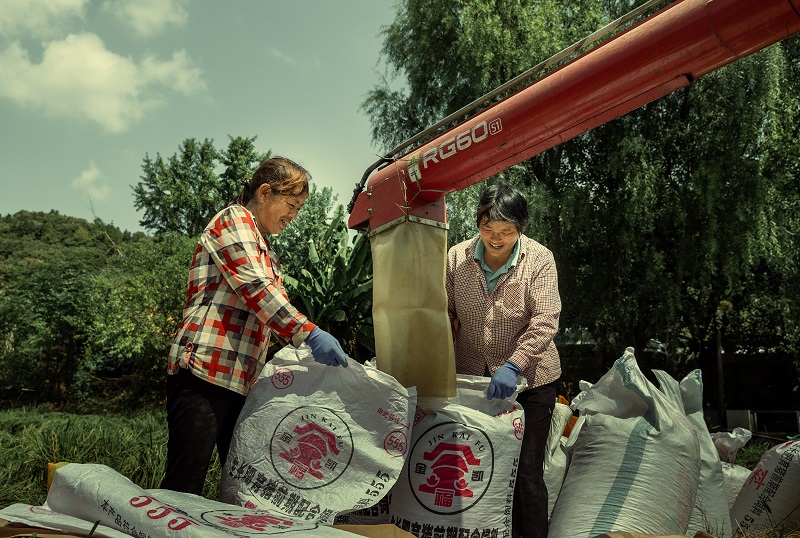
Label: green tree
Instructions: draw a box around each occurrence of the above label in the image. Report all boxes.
[0,211,122,405]
[271,184,337,274]
[132,136,266,236]
[365,0,800,403]
[273,186,375,361]
[363,0,604,151]
[81,234,197,405]
[282,206,374,361]
[0,261,90,404]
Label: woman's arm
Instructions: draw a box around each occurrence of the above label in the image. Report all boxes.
[200,206,316,348]
[507,250,561,371]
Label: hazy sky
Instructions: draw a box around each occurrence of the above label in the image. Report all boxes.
[0,0,397,233]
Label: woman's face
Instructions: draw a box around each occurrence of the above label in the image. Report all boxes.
[479,217,519,261]
[253,185,307,235]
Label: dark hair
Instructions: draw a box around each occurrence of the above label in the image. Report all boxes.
[475,183,529,232]
[230,156,311,206]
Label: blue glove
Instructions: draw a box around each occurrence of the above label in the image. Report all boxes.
[306,327,349,367]
[487,361,521,400]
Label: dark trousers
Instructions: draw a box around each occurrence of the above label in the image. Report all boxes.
[513,380,557,538]
[160,368,246,495]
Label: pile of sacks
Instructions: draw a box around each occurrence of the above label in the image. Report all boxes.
[542,348,800,538]
[0,345,528,538]
[2,346,797,538]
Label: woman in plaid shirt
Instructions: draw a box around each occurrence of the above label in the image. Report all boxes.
[446,183,561,538]
[161,156,348,495]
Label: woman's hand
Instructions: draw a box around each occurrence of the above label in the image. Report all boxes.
[487,360,521,400]
[306,327,349,367]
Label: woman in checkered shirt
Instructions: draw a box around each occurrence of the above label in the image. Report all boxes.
[446,183,561,538]
[161,156,349,495]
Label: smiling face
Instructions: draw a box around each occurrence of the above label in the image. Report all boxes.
[478,216,519,265]
[249,184,307,235]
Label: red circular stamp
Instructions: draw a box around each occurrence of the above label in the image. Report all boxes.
[513,417,524,440]
[271,368,294,389]
[384,430,408,457]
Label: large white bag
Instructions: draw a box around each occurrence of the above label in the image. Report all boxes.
[711,427,753,464]
[543,401,573,518]
[548,348,701,538]
[721,462,752,510]
[730,439,800,535]
[0,501,129,538]
[219,345,417,525]
[388,374,525,538]
[653,369,731,537]
[40,463,356,536]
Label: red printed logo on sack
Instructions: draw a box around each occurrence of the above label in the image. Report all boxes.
[271,368,294,389]
[384,429,408,457]
[513,417,524,440]
[408,422,494,515]
[271,406,353,489]
[130,495,198,531]
[200,508,308,534]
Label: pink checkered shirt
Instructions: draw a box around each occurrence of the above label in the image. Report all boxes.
[168,205,316,395]
[446,235,561,390]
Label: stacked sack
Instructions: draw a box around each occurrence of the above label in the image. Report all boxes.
[29,463,360,536]
[548,348,701,538]
[388,374,526,538]
[219,345,417,525]
[652,369,731,537]
[730,439,800,536]
[711,427,755,517]
[543,399,574,518]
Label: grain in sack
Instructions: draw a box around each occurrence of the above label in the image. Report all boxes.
[721,462,752,511]
[730,439,800,535]
[219,345,417,525]
[544,401,574,518]
[388,374,526,538]
[43,463,356,536]
[548,348,701,538]
[653,369,731,538]
[711,427,753,465]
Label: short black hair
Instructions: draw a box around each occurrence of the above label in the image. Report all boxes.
[475,183,529,232]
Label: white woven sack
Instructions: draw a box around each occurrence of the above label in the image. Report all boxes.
[721,462,752,510]
[43,463,355,536]
[219,345,417,525]
[388,374,526,538]
[730,440,800,535]
[0,501,129,538]
[653,369,731,538]
[711,427,753,464]
[543,402,573,518]
[333,361,395,525]
[569,380,594,409]
[548,348,701,538]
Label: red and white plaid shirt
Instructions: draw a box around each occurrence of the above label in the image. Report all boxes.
[446,235,561,390]
[168,205,316,395]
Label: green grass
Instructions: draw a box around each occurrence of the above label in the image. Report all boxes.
[0,406,221,509]
[735,437,780,470]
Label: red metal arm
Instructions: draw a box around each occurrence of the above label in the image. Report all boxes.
[349,0,800,232]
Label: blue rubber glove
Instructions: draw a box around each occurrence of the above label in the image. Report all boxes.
[487,361,522,400]
[306,327,349,367]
